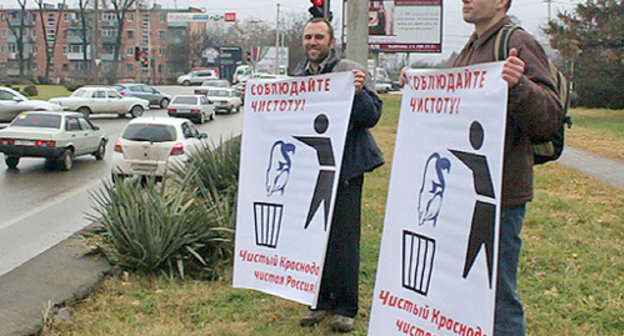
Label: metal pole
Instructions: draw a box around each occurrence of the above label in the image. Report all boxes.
[345,0,368,66]
[275,3,280,75]
[135,1,140,82]
[93,0,99,83]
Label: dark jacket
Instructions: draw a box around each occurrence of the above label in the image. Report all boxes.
[292,50,384,181]
[453,16,563,206]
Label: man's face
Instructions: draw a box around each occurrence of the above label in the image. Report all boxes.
[461,0,505,26]
[302,21,336,64]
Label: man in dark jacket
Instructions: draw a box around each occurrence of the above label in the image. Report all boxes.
[293,17,384,332]
[452,0,563,335]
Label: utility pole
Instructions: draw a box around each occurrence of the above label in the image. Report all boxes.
[93,0,99,83]
[545,0,552,22]
[135,0,140,82]
[275,3,280,75]
[346,0,368,66]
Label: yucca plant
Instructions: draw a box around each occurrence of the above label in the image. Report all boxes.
[171,135,242,228]
[86,175,233,278]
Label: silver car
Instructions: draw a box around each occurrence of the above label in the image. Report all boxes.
[0,111,108,171]
[0,86,63,123]
[167,95,215,124]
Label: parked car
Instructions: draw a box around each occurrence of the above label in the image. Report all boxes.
[193,79,231,95]
[206,88,242,114]
[49,87,150,118]
[110,117,207,181]
[375,80,392,94]
[0,111,108,171]
[0,86,63,122]
[114,83,171,108]
[176,69,218,86]
[167,95,215,124]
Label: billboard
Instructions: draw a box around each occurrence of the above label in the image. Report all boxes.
[368,0,443,52]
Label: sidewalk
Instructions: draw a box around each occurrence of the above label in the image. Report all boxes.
[0,146,621,336]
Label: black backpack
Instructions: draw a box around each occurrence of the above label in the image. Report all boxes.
[494,25,572,164]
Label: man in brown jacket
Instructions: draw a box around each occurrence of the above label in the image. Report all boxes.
[452,0,563,335]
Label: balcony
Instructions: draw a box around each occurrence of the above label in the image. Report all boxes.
[101,36,117,44]
[67,52,91,61]
[101,20,119,26]
[7,68,20,76]
[8,17,35,27]
[100,53,124,62]
[67,35,85,44]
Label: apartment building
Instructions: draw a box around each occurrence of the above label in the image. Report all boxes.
[0,4,205,84]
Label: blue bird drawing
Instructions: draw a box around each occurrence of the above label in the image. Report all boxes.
[266,140,296,197]
[417,153,451,226]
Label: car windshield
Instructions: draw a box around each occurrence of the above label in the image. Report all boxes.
[71,89,87,97]
[11,114,61,128]
[122,123,176,142]
[208,90,230,97]
[171,96,197,105]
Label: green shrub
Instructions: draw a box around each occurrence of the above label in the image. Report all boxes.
[86,176,234,279]
[63,81,83,92]
[22,85,38,96]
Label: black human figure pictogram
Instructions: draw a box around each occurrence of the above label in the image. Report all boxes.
[449,121,496,288]
[294,114,336,231]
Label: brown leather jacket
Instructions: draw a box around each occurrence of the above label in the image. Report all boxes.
[453,16,563,206]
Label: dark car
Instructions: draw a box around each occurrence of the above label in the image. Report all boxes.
[114,83,171,109]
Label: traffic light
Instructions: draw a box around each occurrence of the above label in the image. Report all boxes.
[246,51,252,63]
[134,46,140,61]
[308,0,332,21]
[140,50,149,69]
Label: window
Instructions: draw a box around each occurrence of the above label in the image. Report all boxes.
[70,45,82,53]
[1,29,6,38]
[126,46,133,56]
[126,63,133,73]
[158,30,165,39]
[46,29,56,41]
[66,117,82,131]
[31,62,37,71]
[8,44,16,53]
[159,47,165,56]
[93,90,106,98]
[159,13,166,22]
[127,13,134,21]
[158,64,163,73]
[0,46,4,53]
[78,117,93,130]
[107,90,121,99]
[63,30,68,38]
[141,30,149,45]
[47,13,56,26]
[62,63,69,71]
[141,13,149,27]
[12,114,61,129]
[126,30,133,39]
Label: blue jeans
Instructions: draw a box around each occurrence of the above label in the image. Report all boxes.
[494,204,526,336]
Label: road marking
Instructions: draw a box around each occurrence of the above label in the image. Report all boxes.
[0,179,103,231]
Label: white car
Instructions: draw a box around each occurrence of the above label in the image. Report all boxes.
[167,95,215,124]
[206,88,242,114]
[176,70,218,86]
[49,87,150,118]
[375,80,392,94]
[0,86,63,122]
[193,79,231,95]
[111,117,207,181]
[0,111,108,171]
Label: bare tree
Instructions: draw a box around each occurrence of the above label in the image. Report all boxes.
[75,0,92,81]
[35,0,65,83]
[6,0,29,79]
[108,0,136,83]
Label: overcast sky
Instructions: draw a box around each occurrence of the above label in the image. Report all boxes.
[0,0,581,63]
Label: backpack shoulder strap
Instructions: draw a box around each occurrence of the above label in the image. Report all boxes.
[493,25,523,61]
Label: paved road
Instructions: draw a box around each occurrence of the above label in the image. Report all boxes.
[0,86,243,277]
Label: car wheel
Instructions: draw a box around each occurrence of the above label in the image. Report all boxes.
[183,80,190,86]
[160,98,170,109]
[130,105,144,118]
[94,140,106,160]
[78,107,91,118]
[57,149,73,171]
[44,158,56,170]
[210,111,215,120]
[198,112,206,124]
[5,156,19,169]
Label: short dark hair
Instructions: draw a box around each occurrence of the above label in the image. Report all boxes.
[305,17,334,40]
[505,0,512,11]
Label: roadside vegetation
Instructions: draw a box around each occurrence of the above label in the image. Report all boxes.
[45,95,623,335]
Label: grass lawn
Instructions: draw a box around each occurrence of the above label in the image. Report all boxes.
[48,95,624,335]
[11,84,72,100]
[566,108,624,162]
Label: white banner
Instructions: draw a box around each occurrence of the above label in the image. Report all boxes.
[369,62,507,335]
[233,72,355,306]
